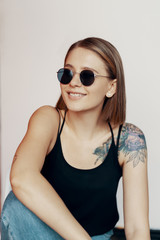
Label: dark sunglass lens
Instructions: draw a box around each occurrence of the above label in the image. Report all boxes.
[57,68,72,84]
[80,70,95,86]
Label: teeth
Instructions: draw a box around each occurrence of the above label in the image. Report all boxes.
[69,93,84,97]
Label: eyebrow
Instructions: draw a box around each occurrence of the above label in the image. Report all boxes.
[64,64,99,74]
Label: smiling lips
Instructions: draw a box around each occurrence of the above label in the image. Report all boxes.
[68,91,86,99]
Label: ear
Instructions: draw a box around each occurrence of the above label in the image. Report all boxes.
[106,79,117,98]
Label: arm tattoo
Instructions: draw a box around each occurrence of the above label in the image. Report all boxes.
[119,123,147,168]
[93,137,112,165]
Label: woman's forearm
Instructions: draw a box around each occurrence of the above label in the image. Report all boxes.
[11,171,91,240]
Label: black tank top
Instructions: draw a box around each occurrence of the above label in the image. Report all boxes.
[41,111,122,236]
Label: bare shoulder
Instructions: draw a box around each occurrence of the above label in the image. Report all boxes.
[27,105,60,141]
[12,106,60,169]
[29,105,59,125]
[118,123,147,168]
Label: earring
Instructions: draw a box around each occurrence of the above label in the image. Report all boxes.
[107,93,111,97]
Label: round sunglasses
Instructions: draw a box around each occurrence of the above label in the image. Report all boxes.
[57,68,110,86]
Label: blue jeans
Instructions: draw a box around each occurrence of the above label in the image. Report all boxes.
[1,191,113,240]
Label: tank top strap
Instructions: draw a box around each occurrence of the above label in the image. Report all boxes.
[108,122,123,148]
[56,108,61,133]
[108,122,114,142]
[59,110,67,135]
[116,124,123,148]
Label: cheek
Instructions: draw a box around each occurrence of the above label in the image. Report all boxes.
[91,82,109,98]
[60,84,66,96]
[60,85,67,103]
[60,84,64,91]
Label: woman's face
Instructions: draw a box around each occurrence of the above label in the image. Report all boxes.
[60,47,116,113]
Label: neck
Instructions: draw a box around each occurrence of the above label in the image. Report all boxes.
[66,108,106,141]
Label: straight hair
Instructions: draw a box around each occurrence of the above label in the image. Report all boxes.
[56,37,126,125]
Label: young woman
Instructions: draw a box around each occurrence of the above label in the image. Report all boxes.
[1,37,150,240]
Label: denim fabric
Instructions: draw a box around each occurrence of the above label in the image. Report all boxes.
[0,191,113,240]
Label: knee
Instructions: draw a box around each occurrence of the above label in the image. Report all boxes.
[1,191,64,240]
[1,191,35,229]
[1,191,25,221]
[1,191,44,239]
[1,191,24,239]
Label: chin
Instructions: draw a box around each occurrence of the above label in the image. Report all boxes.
[65,103,86,112]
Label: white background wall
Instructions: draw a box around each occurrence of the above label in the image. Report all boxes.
[1,0,160,229]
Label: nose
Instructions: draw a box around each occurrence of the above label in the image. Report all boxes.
[69,72,82,87]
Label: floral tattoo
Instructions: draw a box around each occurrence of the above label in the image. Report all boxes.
[92,123,147,168]
[93,137,112,165]
[119,123,147,167]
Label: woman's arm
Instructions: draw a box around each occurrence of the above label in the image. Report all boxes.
[119,123,150,240]
[10,106,91,240]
